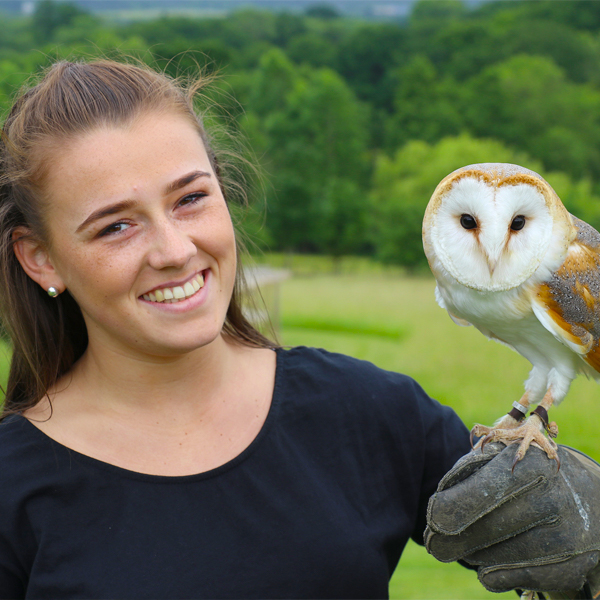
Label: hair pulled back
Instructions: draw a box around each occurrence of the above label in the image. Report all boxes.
[0,59,275,419]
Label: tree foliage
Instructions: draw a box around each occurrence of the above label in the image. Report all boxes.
[243,50,369,255]
[4,0,600,266]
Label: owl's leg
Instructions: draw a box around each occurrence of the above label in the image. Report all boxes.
[510,367,571,468]
[510,389,559,470]
[470,366,548,449]
[472,393,559,472]
[475,389,562,472]
[470,393,532,449]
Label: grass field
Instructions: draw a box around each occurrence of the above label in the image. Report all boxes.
[275,265,600,599]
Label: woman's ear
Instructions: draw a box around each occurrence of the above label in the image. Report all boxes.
[12,227,64,294]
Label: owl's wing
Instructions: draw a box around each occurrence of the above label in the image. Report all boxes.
[435,285,472,327]
[531,217,600,370]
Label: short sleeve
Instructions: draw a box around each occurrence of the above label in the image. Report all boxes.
[408,381,470,544]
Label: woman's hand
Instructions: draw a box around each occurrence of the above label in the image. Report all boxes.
[425,442,600,598]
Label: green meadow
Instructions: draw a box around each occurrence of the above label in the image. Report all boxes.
[276,264,600,600]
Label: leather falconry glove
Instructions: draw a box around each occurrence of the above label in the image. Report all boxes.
[425,443,600,599]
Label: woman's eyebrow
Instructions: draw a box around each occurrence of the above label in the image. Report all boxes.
[76,171,212,233]
[76,199,137,233]
[164,170,211,195]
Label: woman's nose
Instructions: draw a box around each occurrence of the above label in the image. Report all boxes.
[147,220,197,270]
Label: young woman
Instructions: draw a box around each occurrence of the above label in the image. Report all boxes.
[4,59,590,600]
[0,58,469,598]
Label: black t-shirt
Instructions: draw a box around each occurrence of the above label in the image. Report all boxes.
[0,346,470,599]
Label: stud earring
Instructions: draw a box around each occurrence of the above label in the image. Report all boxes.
[47,286,59,298]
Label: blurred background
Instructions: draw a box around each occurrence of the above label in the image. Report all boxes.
[2,0,600,597]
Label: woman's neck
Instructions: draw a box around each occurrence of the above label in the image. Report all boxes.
[37,334,243,424]
[23,336,277,476]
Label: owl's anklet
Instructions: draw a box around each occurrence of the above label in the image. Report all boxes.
[531,405,558,438]
[508,400,528,421]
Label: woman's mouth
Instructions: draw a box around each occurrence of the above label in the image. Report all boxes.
[142,272,205,304]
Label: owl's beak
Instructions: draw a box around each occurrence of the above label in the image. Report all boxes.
[486,257,498,276]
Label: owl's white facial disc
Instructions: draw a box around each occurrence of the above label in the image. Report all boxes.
[431,177,553,291]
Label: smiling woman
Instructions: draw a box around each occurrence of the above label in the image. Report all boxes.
[0,58,477,600]
[0,60,275,417]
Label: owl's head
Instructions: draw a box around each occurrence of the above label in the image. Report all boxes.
[423,163,574,292]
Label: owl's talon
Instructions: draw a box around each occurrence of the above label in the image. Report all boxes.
[511,452,520,474]
[510,416,560,472]
[469,428,476,450]
[480,433,495,452]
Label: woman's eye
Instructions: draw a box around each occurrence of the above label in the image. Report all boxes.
[99,222,130,237]
[178,192,207,207]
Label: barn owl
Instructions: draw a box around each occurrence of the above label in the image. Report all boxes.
[422,163,600,470]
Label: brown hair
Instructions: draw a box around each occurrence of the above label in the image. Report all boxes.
[0,59,276,419]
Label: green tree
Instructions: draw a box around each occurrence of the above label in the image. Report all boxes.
[476,0,600,33]
[122,16,224,46]
[305,4,340,20]
[244,47,298,118]
[286,32,338,69]
[464,54,600,179]
[336,23,406,110]
[410,0,467,26]
[245,57,369,256]
[499,20,599,84]
[51,14,145,55]
[385,55,463,150]
[32,0,87,43]
[273,12,307,47]
[221,8,277,50]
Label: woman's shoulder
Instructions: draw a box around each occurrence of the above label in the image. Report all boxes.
[279,345,412,381]
[276,346,451,425]
[0,415,58,487]
[278,345,425,399]
[274,346,469,481]
[0,414,42,452]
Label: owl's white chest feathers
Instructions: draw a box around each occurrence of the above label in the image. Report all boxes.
[436,276,582,382]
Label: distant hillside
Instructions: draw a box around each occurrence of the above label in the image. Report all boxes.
[4,0,417,20]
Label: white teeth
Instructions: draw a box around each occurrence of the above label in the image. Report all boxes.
[143,272,206,304]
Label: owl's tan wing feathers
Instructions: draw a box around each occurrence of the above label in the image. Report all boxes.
[532,217,600,372]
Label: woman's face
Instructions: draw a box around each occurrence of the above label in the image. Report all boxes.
[39,111,237,359]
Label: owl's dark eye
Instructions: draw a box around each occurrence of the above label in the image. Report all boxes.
[460,214,477,230]
[511,215,526,231]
